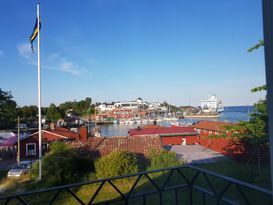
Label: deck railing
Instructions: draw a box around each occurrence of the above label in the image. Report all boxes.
[0,165,272,205]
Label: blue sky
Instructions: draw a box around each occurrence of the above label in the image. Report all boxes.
[0,0,266,106]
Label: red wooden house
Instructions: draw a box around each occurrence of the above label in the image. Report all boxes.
[17,126,88,160]
[128,126,199,146]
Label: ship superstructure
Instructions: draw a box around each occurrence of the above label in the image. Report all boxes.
[200,95,222,113]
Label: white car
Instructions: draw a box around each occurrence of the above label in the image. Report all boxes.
[7,161,32,178]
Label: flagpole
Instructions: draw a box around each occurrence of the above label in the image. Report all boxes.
[37,2,42,181]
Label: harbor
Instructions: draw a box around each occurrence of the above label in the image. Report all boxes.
[89,105,254,136]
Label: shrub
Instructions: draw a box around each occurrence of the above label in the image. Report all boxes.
[147,148,181,170]
[95,151,139,179]
[37,142,93,186]
[49,141,70,153]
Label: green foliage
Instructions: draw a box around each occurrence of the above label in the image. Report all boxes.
[251,85,266,93]
[225,85,268,146]
[46,103,62,123]
[248,40,264,53]
[147,148,181,170]
[40,142,93,186]
[95,151,139,179]
[17,105,38,127]
[0,88,17,129]
[59,97,94,116]
[49,141,70,153]
[222,38,267,146]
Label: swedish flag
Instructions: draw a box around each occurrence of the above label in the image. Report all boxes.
[30,17,41,52]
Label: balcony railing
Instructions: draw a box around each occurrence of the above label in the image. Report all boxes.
[0,165,272,205]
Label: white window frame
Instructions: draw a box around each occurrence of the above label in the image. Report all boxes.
[26,143,36,156]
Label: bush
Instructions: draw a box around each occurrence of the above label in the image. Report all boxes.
[95,151,139,179]
[38,142,93,186]
[147,148,181,170]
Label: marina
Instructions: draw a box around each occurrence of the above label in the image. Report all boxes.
[89,106,254,136]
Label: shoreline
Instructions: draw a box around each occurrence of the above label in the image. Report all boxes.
[184,115,220,118]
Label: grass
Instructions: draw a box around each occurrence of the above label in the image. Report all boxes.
[198,160,271,189]
[0,160,271,205]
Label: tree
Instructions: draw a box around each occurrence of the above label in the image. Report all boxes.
[227,86,267,145]
[0,88,17,129]
[95,151,139,178]
[147,148,181,170]
[46,103,62,123]
[17,105,38,126]
[38,142,93,186]
[58,97,94,116]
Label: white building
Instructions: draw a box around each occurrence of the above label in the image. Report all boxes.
[114,98,148,110]
[97,103,114,112]
[148,102,168,112]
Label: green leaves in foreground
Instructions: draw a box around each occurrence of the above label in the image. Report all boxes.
[95,151,139,179]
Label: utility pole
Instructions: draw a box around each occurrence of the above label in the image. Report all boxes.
[94,100,97,127]
[17,117,20,164]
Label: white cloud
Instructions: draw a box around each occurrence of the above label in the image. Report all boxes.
[60,60,84,76]
[17,43,88,77]
[47,53,60,60]
[17,43,33,61]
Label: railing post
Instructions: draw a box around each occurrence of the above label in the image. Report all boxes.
[189,181,193,205]
[262,0,273,198]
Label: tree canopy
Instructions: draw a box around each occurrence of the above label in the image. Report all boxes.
[226,86,267,146]
[59,97,94,116]
[46,103,62,123]
[0,88,17,129]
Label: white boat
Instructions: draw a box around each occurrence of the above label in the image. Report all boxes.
[113,119,119,124]
[218,107,224,113]
[142,119,149,124]
[156,119,162,123]
[119,120,125,124]
[128,119,136,124]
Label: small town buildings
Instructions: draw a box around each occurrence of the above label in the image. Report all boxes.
[97,98,168,114]
[3,125,89,160]
[128,126,199,146]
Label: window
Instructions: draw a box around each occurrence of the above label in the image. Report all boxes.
[26,143,36,156]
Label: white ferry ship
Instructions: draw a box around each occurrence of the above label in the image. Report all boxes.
[200,95,222,113]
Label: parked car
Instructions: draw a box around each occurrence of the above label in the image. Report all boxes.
[7,161,32,178]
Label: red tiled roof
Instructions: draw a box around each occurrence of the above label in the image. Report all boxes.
[67,135,163,158]
[142,125,163,128]
[192,121,234,132]
[54,127,70,132]
[128,127,198,136]
[29,128,79,142]
[48,129,79,139]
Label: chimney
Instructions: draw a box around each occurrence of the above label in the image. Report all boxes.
[50,122,55,130]
[79,126,88,141]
